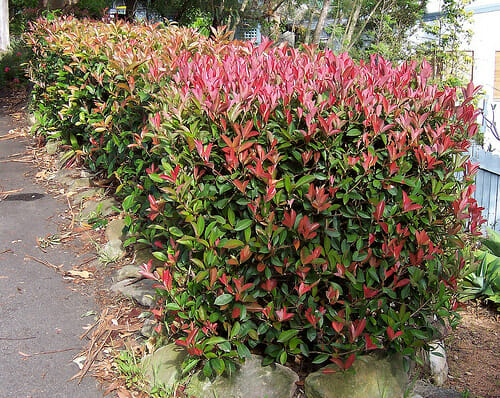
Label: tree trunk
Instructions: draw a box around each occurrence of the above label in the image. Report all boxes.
[312,0,331,45]
[0,0,9,52]
[341,0,362,52]
[304,8,317,43]
[229,0,250,40]
[345,0,383,52]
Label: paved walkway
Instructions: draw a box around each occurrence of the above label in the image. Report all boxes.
[0,114,102,397]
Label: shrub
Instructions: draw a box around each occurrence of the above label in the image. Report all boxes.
[134,42,484,375]
[0,38,32,88]
[462,227,500,308]
[27,17,485,376]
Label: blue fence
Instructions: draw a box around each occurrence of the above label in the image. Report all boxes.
[469,144,500,231]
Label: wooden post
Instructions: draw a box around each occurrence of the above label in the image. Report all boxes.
[0,0,9,52]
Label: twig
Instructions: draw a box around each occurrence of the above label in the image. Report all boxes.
[77,256,98,268]
[0,249,12,255]
[19,347,79,357]
[24,255,63,273]
[73,329,112,384]
[66,195,76,231]
[0,132,16,141]
[0,158,31,163]
[0,336,36,340]
[0,188,23,195]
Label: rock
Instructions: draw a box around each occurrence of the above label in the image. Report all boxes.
[133,247,163,269]
[53,168,79,186]
[45,140,59,155]
[411,380,463,398]
[426,342,448,387]
[114,264,141,282]
[279,31,295,47]
[105,218,127,242]
[305,353,408,398]
[142,344,187,389]
[186,354,299,398]
[69,177,92,191]
[100,239,125,263]
[111,278,156,307]
[141,319,156,338]
[72,187,105,203]
[79,198,119,221]
[28,112,37,126]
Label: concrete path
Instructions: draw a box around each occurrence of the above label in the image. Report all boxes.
[0,114,102,397]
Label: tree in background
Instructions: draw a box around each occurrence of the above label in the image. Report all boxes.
[414,0,473,87]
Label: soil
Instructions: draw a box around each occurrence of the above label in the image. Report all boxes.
[445,303,500,398]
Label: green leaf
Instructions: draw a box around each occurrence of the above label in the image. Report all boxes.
[277,329,299,343]
[204,337,227,345]
[223,239,244,249]
[235,219,253,231]
[293,175,316,189]
[169,226,184,237]
[152,251,168,262]
[214,294,234,306]
[236,343,251,359]
[210,358,225,375]
[182,358,200,374]
[231,321,241,338]
[312,353,329,364]
[203,361,212,377]
[165,303,181,311]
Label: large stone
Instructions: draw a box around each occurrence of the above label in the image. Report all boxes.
[69,177,92,191]
[45,140,59,155]
[72,187,105,204]
[79,198,119,221]
[142,344,187,389]
[53,168,79,186]
[111,278,156,307]
[186,354,299,398]
[133,247,163,269]
[411,380,462,398]
[305,353,408,398]
[114,264,141,282]
[105,218,127,242]
[100,239,125,263]
[423,341,448,387]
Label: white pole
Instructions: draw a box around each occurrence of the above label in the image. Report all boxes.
[0,0,9,52]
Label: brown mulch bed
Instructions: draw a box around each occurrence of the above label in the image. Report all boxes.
[446,303,500,398]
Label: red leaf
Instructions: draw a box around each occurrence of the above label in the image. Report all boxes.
[232,306,241,319]
[387,326,403,341]
[402,191,423,213]
[364,334,378,350]
[373,200,385,221]
[394,278,410,288]
[363,284,379,299]
[331,321,344,333]
[415,230,430,246]
[260,278,277,292]
[283,210,297,229]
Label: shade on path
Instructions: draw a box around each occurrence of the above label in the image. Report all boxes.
[0,113,102,397]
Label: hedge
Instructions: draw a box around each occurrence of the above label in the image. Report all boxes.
[27,16,485,376]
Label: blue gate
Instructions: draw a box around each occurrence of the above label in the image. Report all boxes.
[469,144,500,231]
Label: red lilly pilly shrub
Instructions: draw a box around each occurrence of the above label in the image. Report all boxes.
[132,42,484,376]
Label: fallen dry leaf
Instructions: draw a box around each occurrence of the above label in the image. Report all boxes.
[67,270,92,279]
